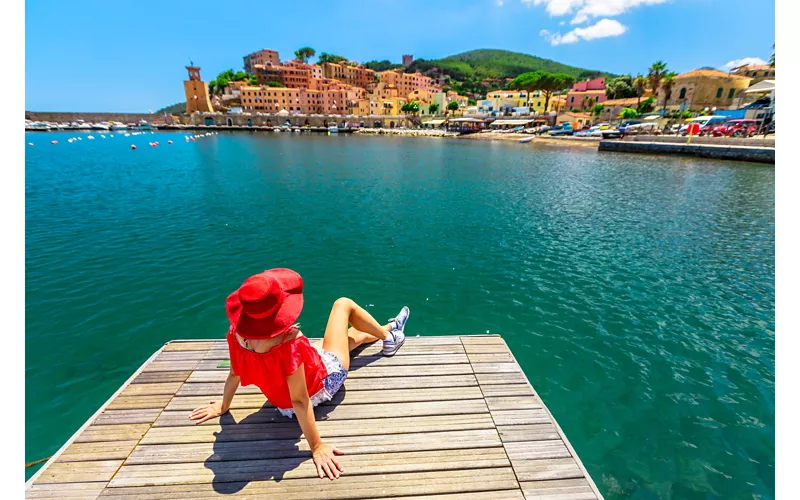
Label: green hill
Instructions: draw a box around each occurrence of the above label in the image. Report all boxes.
[155,102,186,115]
[407,49,612,95]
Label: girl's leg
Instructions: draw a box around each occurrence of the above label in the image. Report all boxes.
[347,325,391,352]
[321,297,390,371]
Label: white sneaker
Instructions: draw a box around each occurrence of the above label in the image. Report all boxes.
[382,329,405,356]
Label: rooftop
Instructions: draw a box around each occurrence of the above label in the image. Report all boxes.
[677,69,750,79]
[25,335,602,500]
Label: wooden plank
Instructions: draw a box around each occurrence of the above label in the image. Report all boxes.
[203,342,467,359]
[141,361,201,372]
[106,394,175,410]
[132,371,192,384]
[503,440,572,461]
[381,492,525,500]
[474,372,529,385]
[194,353,469,372]
[496,424,561,443]
[115,382,183,396]
[519,478,597,499]
[93,409,163,426]
[459,335,504,344]
[185,370,478,387]
[141,413,497,445]
[75,424,152,443]
[109,447,510,487]
[59,440,140,462]
[479,384,536,398]
[471,363,523,374]
[25,482,106,499]
[462,344,515,354]
[490,409,552,426]
[166,386,484,411]
[162,341,217,352]
[152,351,208,361]
[33,460,125,484]
[154,399,490,427]
[125,429,502,465]
[468,352,514,363]
[510,457,585,482]
[98,468,520,499]
[485,396,543,411]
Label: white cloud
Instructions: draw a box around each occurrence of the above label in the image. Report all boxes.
[524,0,667,23]
[540,18,627,45]
[496,0,504,5]
[722,57,768,70]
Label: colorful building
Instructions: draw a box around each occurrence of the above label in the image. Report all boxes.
[379,70,439,97]
[659,69,752,111]
[254,62,310,89]
[566,77,607,111]
[244,49,280,74]
[239,83,366,115]
[184,66,214,113]
[321,62,377,89]
[729,64,775,85]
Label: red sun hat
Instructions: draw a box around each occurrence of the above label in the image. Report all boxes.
[226,268,304,340]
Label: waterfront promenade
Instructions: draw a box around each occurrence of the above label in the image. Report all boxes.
[25,335,603,500]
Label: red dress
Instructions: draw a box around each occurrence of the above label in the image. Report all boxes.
[226,327,327,414]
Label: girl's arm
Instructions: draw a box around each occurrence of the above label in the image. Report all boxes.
[189,370,240,424]
[287,364,344,480]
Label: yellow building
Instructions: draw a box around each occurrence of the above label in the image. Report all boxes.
[729,64,775,85]
[368,82,406,116]
[184,66,214,113]
[659,69,752,111]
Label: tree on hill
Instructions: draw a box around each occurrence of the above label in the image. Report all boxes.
[447,100,460,116]
[363,60,404,71]
[619,108,639,119]
[508,71,574,112]
[318,53,348,65]
[294,47,316,63]
[637,96,655,114]
[605,75,636,100]
[429,103,440,115]
[659,72,678,113]
[647,61,668,98]
[633,74,648,108]
[591,104,605,118]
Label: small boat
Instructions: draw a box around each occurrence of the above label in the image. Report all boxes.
[328,124,339,134]
[110,122,128,130]
[518,136,534,143]
[136,120,152,131]
[92,122,111,130]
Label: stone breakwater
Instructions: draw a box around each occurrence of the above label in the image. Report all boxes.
[599,140,775,164]
[354,128,458,138]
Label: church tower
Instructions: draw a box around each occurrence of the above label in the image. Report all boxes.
[184,64,214,113]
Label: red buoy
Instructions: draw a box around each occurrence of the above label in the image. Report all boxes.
[167,140,173,144]
[51,140,58,145]
[131,145,137,150]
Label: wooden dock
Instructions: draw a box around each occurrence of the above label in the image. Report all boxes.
[26,335,603,499]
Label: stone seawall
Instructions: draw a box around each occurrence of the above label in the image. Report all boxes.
[624,135,775,148]
[599,140,775,164]
[184,112,413,129]
[25,111,171,124]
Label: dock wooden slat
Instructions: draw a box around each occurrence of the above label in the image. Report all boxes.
[27,336,603,500]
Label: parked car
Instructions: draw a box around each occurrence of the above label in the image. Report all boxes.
[711,119,760,137]
[575,124,608,137]
[679,115,728,135]
[548,123,574,136]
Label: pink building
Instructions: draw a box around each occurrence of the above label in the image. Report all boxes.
[566,77,607,110]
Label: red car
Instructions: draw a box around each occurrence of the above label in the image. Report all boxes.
[712,119,760,137]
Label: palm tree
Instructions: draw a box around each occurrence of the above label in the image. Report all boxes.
[633,74,648,108]
[647,61,668,98]
[770,43,775,67]
[660,72,678,113]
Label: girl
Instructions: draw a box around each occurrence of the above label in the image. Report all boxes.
[189,268,409,480]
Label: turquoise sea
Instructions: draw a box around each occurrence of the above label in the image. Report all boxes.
[25,131,774,498]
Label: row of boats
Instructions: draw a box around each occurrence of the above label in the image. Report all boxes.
[25,119,154,132]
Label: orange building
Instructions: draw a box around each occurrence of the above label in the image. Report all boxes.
[184,66,214,113]
[321,62,377,89]
[378,70,438,96]
[244,49,280,73]
[240,82,366,115]
[254,62,311,88]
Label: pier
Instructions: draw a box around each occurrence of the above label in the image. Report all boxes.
[599,139,775,164]
[25,335,603,499]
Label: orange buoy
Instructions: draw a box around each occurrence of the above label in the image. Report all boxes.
[51,140,58,144]
[131,145,137,150]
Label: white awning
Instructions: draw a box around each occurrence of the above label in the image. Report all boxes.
[450,117,485,123]
[490,119,535,126]
[744,80,775,94]
[424,119,446,125]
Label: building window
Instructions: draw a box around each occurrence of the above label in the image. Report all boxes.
[679,88,687,99]
[571,96,575,103]
[716,88,723,98]
[764,71,769,76]
[728,88,735,99]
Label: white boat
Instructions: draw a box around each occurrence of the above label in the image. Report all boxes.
[328,125,339,133]
[110,122,128,130]
[77,123,93,130]
[92,122,111,130]
[518,136,534,143]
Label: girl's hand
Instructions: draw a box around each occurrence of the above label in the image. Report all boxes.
[189,401,225,424]
[312,443,344,480]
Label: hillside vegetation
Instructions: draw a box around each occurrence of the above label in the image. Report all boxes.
[408,49,610,81]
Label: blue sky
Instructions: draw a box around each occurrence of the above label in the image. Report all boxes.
[25,0,775,112]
